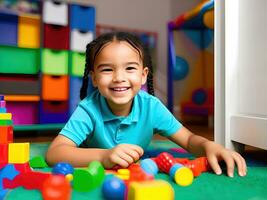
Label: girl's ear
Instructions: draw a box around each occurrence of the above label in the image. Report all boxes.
[90,71,98,87]
[141,67,149,85]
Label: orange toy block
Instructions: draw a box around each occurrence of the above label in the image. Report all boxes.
[8,143,30,164]
[0,126,13,144]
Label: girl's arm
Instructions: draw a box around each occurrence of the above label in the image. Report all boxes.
[168,126,247,177]
[46,135,143,168]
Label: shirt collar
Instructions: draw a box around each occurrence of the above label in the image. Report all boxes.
[99,92,140,124]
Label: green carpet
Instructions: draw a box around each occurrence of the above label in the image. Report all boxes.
[4,142,267,200]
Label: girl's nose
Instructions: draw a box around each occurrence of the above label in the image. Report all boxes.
[113,70,125,82]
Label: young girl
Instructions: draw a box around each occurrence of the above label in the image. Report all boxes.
[46,32,246,177]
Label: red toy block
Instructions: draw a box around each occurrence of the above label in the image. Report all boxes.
[175,157,210,177]
[0,143,8,165]
[155,152,176,173]
[127,164,154,182]
[0,126,13,144]
[3,171,51,190]
[14,163,32,174]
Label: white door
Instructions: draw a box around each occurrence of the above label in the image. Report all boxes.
[215,0,267,151]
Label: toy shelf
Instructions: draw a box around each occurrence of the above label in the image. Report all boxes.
[13,123,64,131]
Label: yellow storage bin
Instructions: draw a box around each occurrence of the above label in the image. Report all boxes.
[18,14,40,48]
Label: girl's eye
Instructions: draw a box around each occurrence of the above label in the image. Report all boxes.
[101,68,112,72]
[126,66,137,71]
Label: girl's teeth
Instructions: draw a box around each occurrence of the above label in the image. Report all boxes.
[113,88,127,91]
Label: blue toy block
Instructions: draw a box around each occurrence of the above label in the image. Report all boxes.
[0,96,4,101]
[0,108,6,113]
[70,4,95,32]
[0,12,18,46]
[0,189,9,200]
[0,164,19,190]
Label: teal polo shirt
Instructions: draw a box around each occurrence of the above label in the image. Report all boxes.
[60,90,182,149]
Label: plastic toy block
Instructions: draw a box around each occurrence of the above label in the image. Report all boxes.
[8,143,30,163]
[14,163,31,174]
[0,120,12,126]
[155,152,176,173]
[42,175,71,200]
[87,161,105,187]
[128,180,174,200]
[0,96,4,101]
[29,156,48,168]
[0,164,19,190]
[127,164,154,182]
[3,171,51,190]
[0,113,12,120]
[0,126,13,144]
[72,168,94,192]
[116,168,130,180]
[0,189,8,200]
[0,108,6,113]
[175,157,210,177]
[0,100,6,108]
[0,144,8,165]
[102,176,126,200]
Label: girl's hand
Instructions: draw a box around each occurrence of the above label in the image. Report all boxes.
[102,144,144,169]
[203,141,247,177]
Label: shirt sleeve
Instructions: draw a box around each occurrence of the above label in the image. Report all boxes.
[59,103,94,146]
[152,98,182,137]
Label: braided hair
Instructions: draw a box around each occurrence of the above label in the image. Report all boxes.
[80,32,154,100]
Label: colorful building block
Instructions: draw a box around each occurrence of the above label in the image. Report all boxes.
[0,164,19,190]
[0,113,12,120]
[0,144,8,165]
[0,120,13,126]
[29,156,48,168]
[0,125,13,144]
[128,180,174,200]
[8,143,30,163]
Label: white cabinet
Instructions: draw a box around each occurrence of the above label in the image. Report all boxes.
[215,0,267,151]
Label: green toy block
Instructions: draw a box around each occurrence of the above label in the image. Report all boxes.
[87,161,105,187]
[0,119,13,125]
[72,168,94,192]
[29,156,48,168]
[70,51,85,77]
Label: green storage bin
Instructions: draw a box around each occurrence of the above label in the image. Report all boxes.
[41,48,68,75]
[0,45,39,74]
[70,51,85,77]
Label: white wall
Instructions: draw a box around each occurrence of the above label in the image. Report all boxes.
[68,0,200,103]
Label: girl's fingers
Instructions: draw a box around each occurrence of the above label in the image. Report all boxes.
[207,155,222,175]
[129,145,144,157]
[220,151,235,177]
[232,152,247,176]
[111,153,132,168]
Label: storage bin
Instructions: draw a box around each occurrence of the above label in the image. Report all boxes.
[70,4,95,31]
[39,101,69,123]
[6,101,39,125]
[41,48,68,75]
[70,52,85,77]
[42,75,69,101]
[70,29,93,52]
[0,46,39,74]
[18,14,40,48]
[0,12,18,46]
[0,75,39,95]
[43,0,68,26]
[43,24,69,50]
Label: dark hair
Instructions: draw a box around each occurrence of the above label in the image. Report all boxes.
[80,31,154,100]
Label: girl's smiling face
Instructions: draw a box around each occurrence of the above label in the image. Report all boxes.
[91,40,148,116]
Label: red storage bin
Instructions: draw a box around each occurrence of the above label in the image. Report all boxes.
[43,24,69,50]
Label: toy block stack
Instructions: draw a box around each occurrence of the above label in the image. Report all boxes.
[0,95,30,169]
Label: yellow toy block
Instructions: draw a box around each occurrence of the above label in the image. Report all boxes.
[128,180,174,200]
[8,143,30,163]
[0,113,12,120]
[116,168,130,180]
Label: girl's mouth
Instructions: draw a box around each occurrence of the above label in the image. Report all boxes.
[111,87,130,92]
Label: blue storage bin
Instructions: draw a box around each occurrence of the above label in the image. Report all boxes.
[0,12,18,46]
[39,101,69,124]
[69,76,96,114]
[70,5,95,31]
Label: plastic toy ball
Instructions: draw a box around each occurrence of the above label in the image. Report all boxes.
[192,88,207,105]
[173,56,189,81]
[52,162,74,176]
[102,176,126,200]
